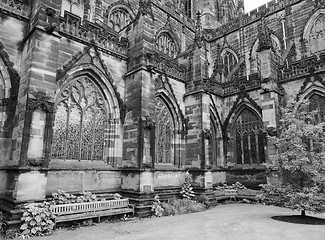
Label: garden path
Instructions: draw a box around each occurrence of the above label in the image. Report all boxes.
[28,204,325,240]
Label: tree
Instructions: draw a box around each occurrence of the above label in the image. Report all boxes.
[263,99,325,216]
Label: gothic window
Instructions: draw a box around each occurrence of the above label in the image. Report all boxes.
[156,32,177,58]
[306,12,325,54]
[234,109,265,165]
[309,94,325,124]
[107,8,132,32]
[209,117,221,167]
[0,57,10,99]
[61,0,84,17]
[51,77,109,161]
[222,50,238,81]
[184,0,192,18]
[154,98,174,164]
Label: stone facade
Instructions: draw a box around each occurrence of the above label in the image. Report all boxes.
[1,0,325,218]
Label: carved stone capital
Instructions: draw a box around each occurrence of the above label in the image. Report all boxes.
[26,96,54,113]
[142,115,155,130]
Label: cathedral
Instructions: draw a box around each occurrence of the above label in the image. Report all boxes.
[0,0,325,219]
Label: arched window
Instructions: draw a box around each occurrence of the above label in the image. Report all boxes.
[154,98,174,164]
[309,94,325,124]
[222,50,238,81]
[156,32,177,58]
[51,76,109,161]
[0,57,10,99]
[107,8,132,32]
[209,116,221,167]
[61,0,84,17]
[233,109,265,165]
[304,10,325,54]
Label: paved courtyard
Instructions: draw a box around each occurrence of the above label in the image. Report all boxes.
[30,204,325,240]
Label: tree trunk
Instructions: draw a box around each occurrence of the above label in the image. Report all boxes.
[301,210,306,216]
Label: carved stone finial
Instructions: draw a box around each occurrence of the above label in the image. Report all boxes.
[194,11,203,48]
[137,0,154,20]
[257,18,272,52]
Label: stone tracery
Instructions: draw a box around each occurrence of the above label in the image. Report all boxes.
[51,77,108,161]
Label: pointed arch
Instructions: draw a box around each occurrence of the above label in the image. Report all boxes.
[154,74,184,166]
[250,35,282,74]
[297,84,325,124]
[302,9,325,55]
[52,64,123,164]
[224,98,265,165]
[229,105,265,165]
[105,2,135,32]
[220,48,239,82]
[209,101,223,167]
[0,42,19,99]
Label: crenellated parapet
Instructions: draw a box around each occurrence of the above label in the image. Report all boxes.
[144,51,186,81]
[59,11,128,60]
[279,53,325,82]
[0,0,30,21]
[205,73,262,97]
[203,0,304,41]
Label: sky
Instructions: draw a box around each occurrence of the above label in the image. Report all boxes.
[245,0,271,13]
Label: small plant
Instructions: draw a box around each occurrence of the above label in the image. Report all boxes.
[151,195,164,217]
[113,193,122,200]
[20,202,56,237]
[195,194,209,206]
[180,172,195,199]
[0,211,8,237]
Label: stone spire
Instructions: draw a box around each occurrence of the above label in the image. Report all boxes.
[257,18,272,52]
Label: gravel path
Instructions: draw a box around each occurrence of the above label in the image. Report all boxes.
[29,204,325,240]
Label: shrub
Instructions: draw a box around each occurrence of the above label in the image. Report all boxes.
[20,202,56,237]
[161,198,205,216]
[195,194,209,206]
[151,195,164,217]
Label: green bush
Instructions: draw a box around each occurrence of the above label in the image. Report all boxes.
[161,198,205,216]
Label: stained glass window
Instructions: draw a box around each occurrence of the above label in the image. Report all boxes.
[156,33,177,58]
[51,77,108,161]
[234,109,265,164]
[154,98,174,164]
[108,8,132,32]
[223,51,237,81]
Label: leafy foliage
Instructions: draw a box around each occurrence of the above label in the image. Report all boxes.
[161,199,205,216]
[263,99,325,215]
[20,202,56,237]
[151,195,164,217]
[180,172,195,199]
[51,190,98,204]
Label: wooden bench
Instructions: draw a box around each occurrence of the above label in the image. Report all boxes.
[51,199,134,224]
[215,189,262,202]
